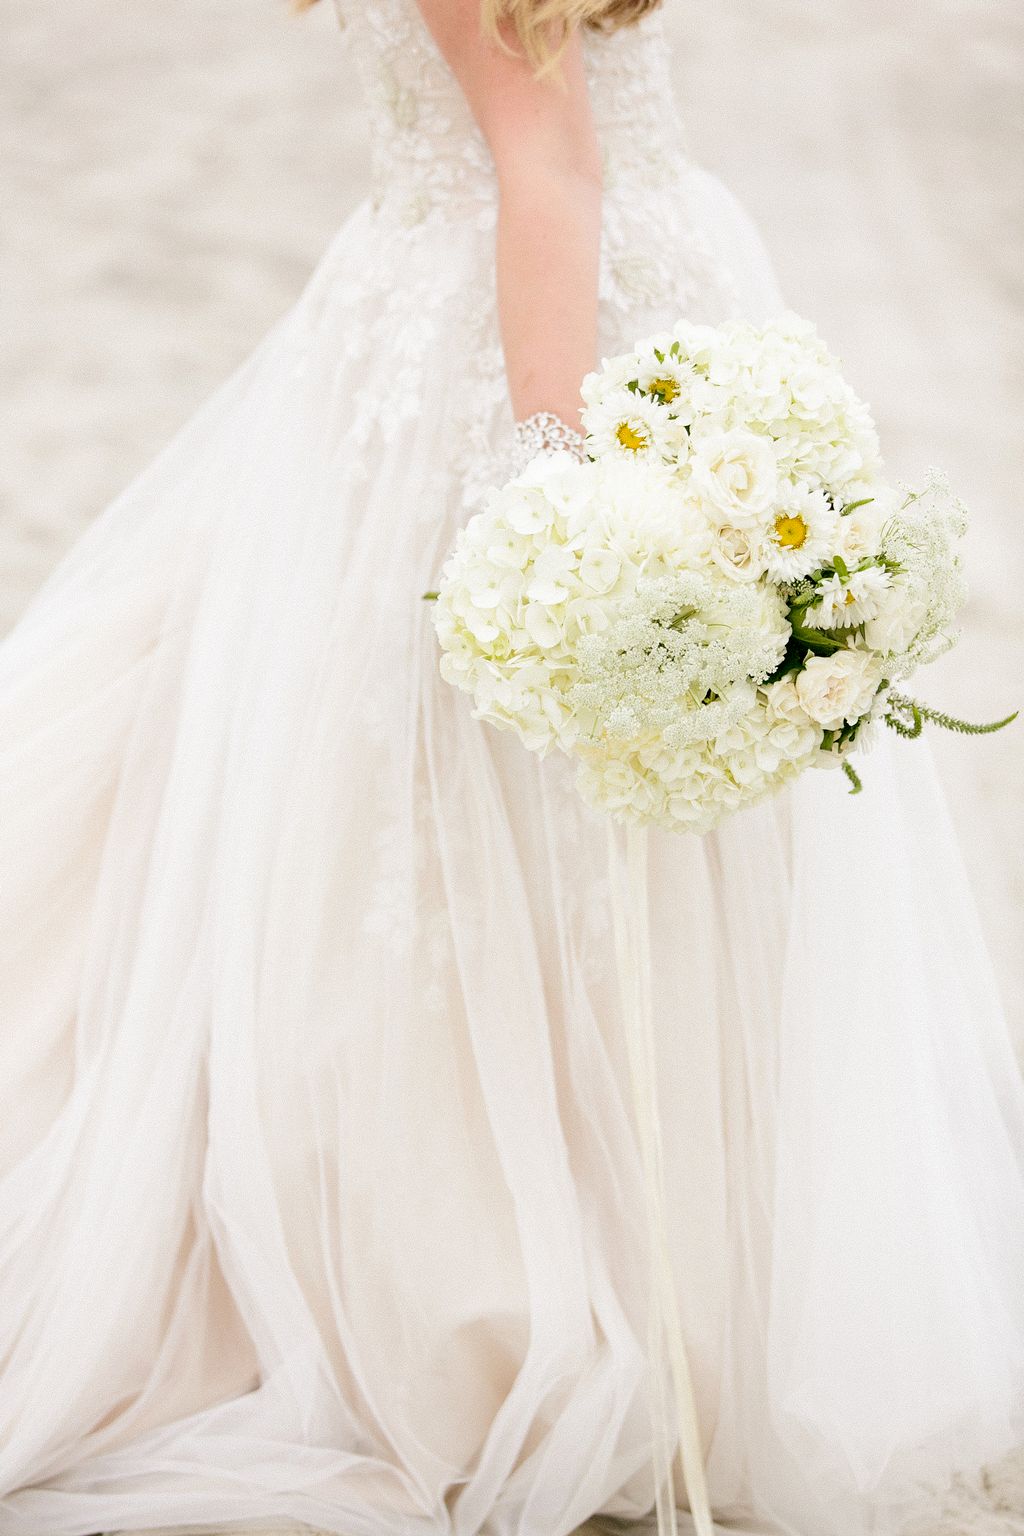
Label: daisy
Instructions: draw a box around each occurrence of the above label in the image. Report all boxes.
[762,485,838,581]
[582,388,684,463]
[805,564,892,628]
[635,353,697,419]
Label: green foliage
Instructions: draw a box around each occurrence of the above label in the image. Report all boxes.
[788,618,847,655]
[884,690,1018,739]
[763,636,806,684]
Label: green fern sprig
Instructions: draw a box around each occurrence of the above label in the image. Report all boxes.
[841,760,863,794]
[884,694,923,738]
[885,690,1017,739]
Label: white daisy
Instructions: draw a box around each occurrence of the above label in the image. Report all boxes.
[634,354,697,420]
[762,485,838,581]
[580,352,640,410]
[805,564,892,628]
[583,388,684,462]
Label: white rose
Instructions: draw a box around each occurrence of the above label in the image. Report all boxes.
[705,522,767,584]
[689,429,779,526]
[764,675,817,730]
[795,648,883,731]
[762,677,823,760]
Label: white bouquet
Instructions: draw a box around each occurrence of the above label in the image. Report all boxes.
[428,313,1014,834]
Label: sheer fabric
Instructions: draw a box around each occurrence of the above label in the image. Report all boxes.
[1,4,1022,1535]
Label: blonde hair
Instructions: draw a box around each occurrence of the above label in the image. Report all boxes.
[291,0,661,73]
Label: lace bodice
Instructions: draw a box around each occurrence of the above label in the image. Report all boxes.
[333,0,692,228]
[302,0,750,510]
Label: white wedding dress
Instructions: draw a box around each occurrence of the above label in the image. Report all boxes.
[1,4,1023,1536]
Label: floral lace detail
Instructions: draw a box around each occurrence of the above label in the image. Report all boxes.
[339,0,734,315]
[296,0,749,529]
[344,0,497,230]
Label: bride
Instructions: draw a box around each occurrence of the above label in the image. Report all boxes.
[1,2,1022,1534]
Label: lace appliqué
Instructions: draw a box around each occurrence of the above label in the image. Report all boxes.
[509,413,587,477]
[303,0,761,537]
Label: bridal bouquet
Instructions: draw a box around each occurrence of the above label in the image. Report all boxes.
[428,313,1013,833]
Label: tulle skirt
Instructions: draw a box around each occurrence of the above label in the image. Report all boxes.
[1,171,1023,1536]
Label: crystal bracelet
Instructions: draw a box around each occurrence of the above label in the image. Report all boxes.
[509,411,587,477]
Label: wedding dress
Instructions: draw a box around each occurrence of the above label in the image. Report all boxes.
[1,4,1023,1535]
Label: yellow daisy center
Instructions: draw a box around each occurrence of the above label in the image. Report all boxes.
[616,421,648,451]
[844,589,856,606]
[773,513,808,549]
[648,376,679,404]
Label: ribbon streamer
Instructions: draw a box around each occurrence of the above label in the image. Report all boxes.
[608,820,715,1536]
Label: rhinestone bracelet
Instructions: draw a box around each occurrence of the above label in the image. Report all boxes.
[509,411,587,477]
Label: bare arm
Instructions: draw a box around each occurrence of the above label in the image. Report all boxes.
[413,0,603,433]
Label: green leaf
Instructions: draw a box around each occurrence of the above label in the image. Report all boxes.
[762,636,806,684]
[832,554,849,582]
[789,619,847,655]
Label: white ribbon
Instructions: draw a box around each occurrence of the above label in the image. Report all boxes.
[608,820,716,1536]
